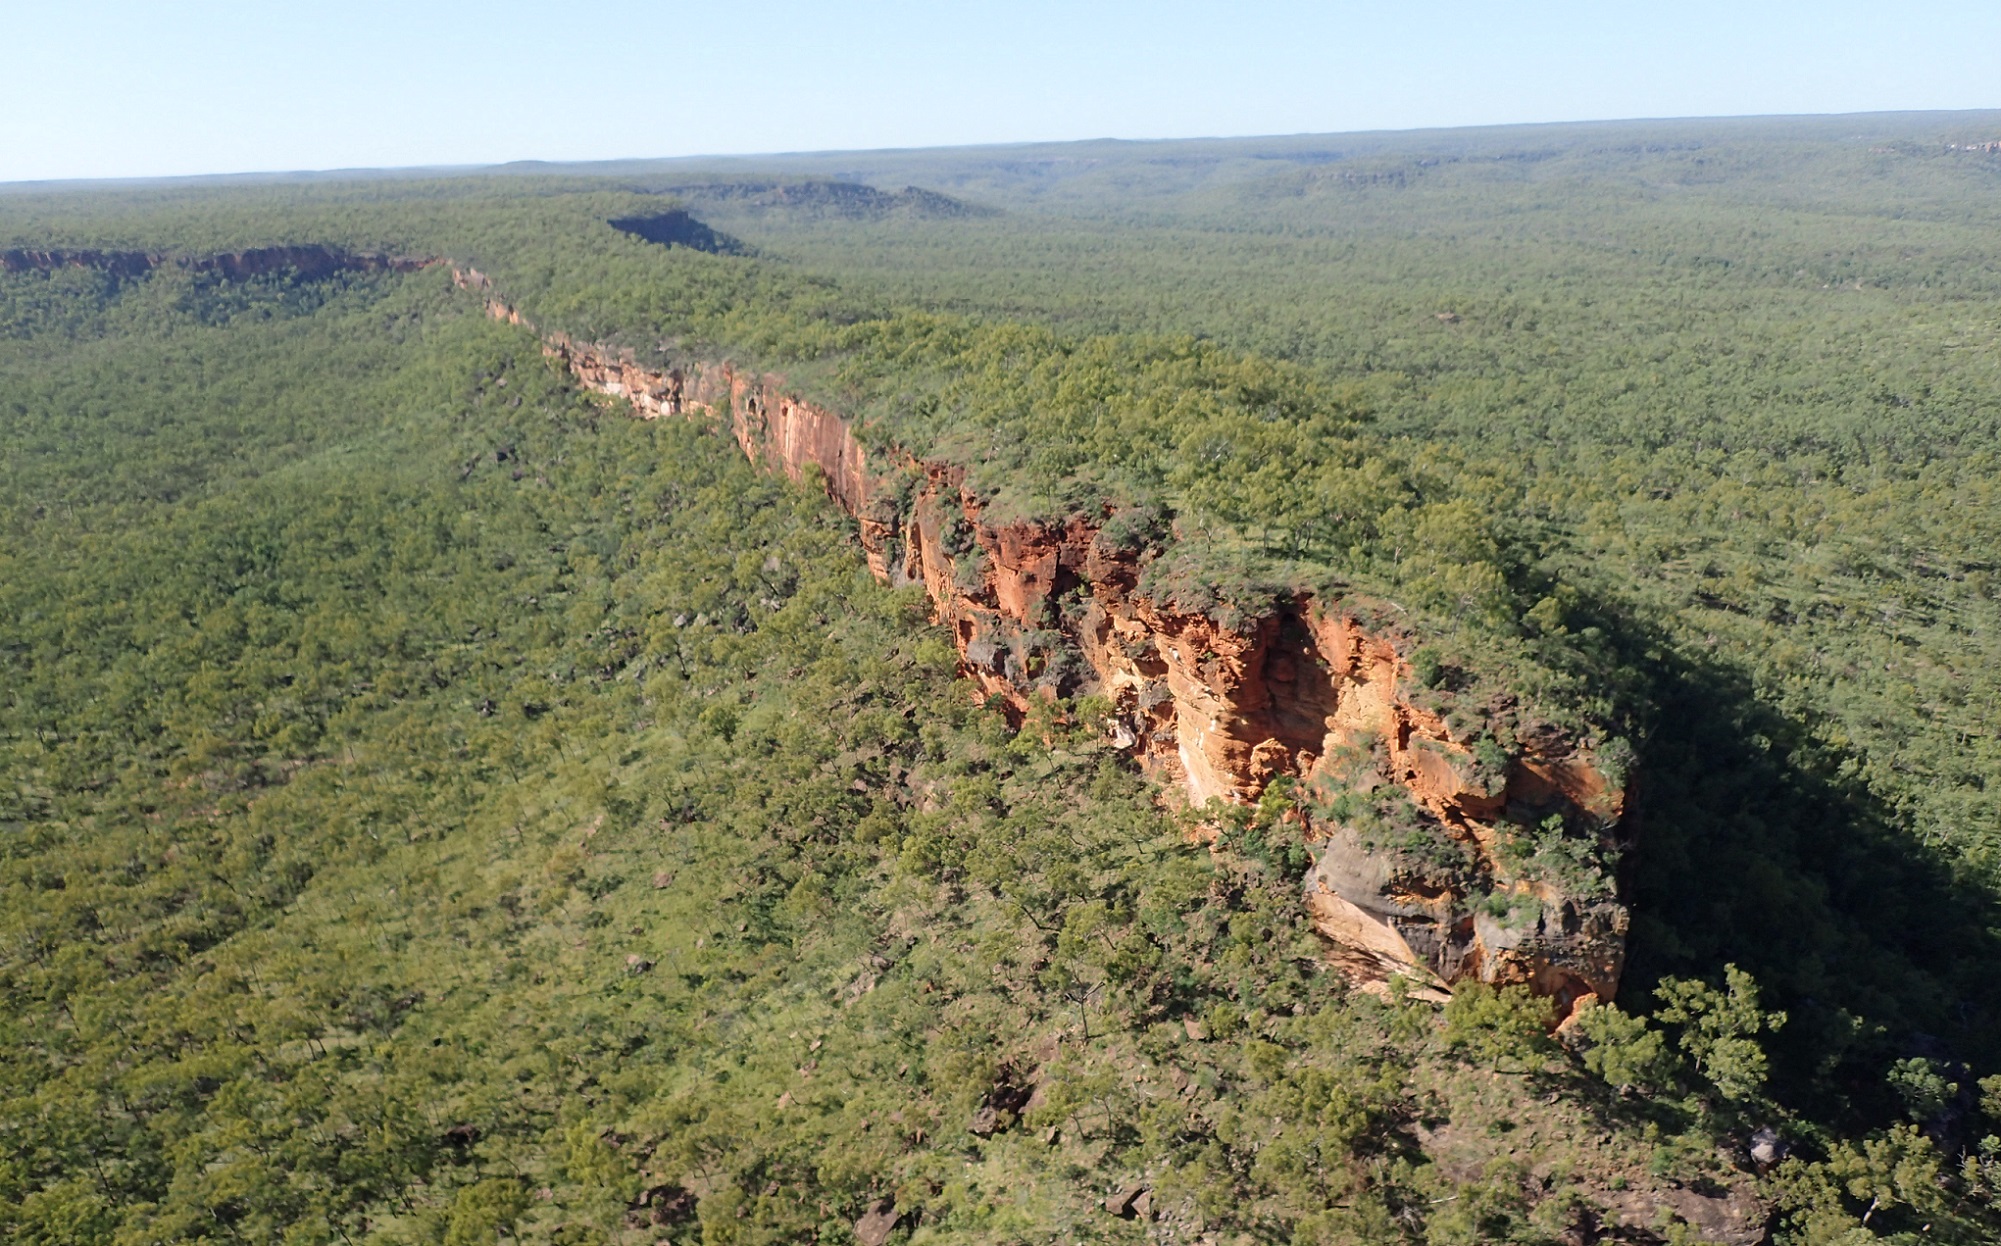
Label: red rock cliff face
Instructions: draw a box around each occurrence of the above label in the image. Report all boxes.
[462,269,1631,1011]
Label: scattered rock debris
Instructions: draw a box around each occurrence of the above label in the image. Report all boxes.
[1105,1184,1152,1219]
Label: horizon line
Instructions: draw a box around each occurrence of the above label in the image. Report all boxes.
[5,104,1999,194]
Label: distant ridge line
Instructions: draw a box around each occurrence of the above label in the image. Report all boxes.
[0,244,437,281]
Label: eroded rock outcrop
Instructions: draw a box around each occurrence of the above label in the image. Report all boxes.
[0,248,158,278]
[185,245,432,282]
[461,268,1632,1011]
[0,245,432,282]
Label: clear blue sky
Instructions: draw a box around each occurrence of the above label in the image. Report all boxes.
[5,0,1998,183]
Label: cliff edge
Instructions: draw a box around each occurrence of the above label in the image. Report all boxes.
[459,267,1632,1012]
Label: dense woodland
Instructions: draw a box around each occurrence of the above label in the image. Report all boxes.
[4,113,2001,1243]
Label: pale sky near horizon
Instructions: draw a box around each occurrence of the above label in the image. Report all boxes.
[4,0,1998,184]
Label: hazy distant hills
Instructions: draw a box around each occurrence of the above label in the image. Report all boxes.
[501,109,2001,212]
[13,108,2001,215]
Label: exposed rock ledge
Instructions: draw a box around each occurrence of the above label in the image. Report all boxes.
[0,245,435,281]
[458,267,1631,1012]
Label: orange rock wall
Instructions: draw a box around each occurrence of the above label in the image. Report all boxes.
[462,270,1631,1008]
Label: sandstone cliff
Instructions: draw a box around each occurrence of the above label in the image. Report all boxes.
[0,245,432,281]
[459,267,1632,1012]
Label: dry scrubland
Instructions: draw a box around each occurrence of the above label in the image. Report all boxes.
[4,112,2001,1242]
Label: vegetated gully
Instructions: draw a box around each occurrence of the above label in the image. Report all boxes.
[456,267,1630,1017]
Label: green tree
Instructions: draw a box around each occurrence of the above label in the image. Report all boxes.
[1887,1057,1959,1122]
[1444,983,1554,1072]
[1827,1124,1948,1229]
[1567,997,1679,1097]
[1654,966,1785,1103]
[443,1179,530,1246]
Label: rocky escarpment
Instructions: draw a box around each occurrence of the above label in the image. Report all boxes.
[459,267,1632,1013]
[662,180,995,220]
[0,247,158,278]
[0,245,434,282]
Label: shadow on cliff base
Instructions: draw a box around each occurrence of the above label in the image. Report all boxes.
[1593,606,2001,1130]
